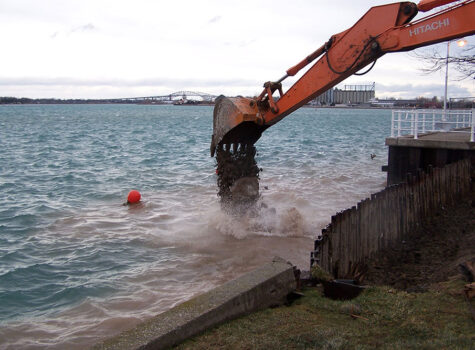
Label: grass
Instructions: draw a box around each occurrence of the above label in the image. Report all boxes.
[175,277,474,350]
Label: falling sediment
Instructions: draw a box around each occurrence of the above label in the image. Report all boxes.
[215,144,260,213]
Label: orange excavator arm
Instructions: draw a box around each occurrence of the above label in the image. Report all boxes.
[211,0,475,156]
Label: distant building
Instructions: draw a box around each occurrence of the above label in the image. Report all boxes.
[368,98,394,108]
[369,98,442,109]
[449,97,475,109]
[312,83,375,105]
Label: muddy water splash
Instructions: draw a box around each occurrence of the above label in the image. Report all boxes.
[215,144,261,213]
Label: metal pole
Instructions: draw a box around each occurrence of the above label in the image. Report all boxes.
[398,112,402,137]
[414,112,418,139]
[422,112,426,134]
[471,109,474,142]
[443,41,450,120]
[391,110,394,137]
[411,112,414,136]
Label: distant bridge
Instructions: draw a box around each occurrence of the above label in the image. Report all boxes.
[118,91,218,103]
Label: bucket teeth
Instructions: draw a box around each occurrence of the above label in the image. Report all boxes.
[218,143,253,154]
[216,142,252,155]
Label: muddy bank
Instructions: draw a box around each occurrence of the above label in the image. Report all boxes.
[364,192,475,292]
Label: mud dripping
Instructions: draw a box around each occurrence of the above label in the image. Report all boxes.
[215,144,260,214]
[214,144,311,239]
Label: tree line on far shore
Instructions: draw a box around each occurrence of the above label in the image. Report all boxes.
[0,97,138,104]
[0,97,215,105]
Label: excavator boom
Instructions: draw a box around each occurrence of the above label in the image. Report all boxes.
[211,0,475,156]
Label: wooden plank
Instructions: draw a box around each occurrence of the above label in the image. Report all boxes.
[340,211,347,278]
[364,199,371,258]
[376,193,383,252]
[369,194,376,254]
[348,208,354,277]
[403,182,410,240]
[332,214,340,277]
[342,209,350,277]
[380,190,387,250]
[360,199,367,260]
[389,186,396,244]
[350,206,357,271]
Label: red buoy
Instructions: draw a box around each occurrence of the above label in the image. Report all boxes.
[127,190,141,204]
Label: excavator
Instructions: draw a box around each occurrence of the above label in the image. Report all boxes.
[211,0,475,158]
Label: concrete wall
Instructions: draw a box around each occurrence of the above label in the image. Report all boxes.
[93,257,296,350]
[387,145,474,186]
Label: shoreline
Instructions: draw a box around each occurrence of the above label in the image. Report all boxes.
[2,103,466,111]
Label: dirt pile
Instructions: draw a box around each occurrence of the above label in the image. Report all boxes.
[364,193,475,292]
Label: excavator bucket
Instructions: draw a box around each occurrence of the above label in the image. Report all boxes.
[210,96,267,156]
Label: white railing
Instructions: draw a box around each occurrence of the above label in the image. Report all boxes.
[391,109,475,142]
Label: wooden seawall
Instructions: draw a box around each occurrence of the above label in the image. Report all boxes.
[311,158,472,278]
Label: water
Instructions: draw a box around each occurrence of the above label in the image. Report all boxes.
[0,104,390,349]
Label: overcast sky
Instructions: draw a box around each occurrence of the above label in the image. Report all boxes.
[0,0,473,99]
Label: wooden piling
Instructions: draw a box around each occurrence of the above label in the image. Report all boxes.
[313,158,471,278]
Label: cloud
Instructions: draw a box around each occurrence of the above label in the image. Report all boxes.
[71,23,96,33]
[376,83,471,99]
[0,76,261,92]
[0,75,264,99]
[50,23,97,39]
[208,16,221,24]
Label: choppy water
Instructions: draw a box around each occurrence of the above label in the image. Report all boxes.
[0,104,389,349]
